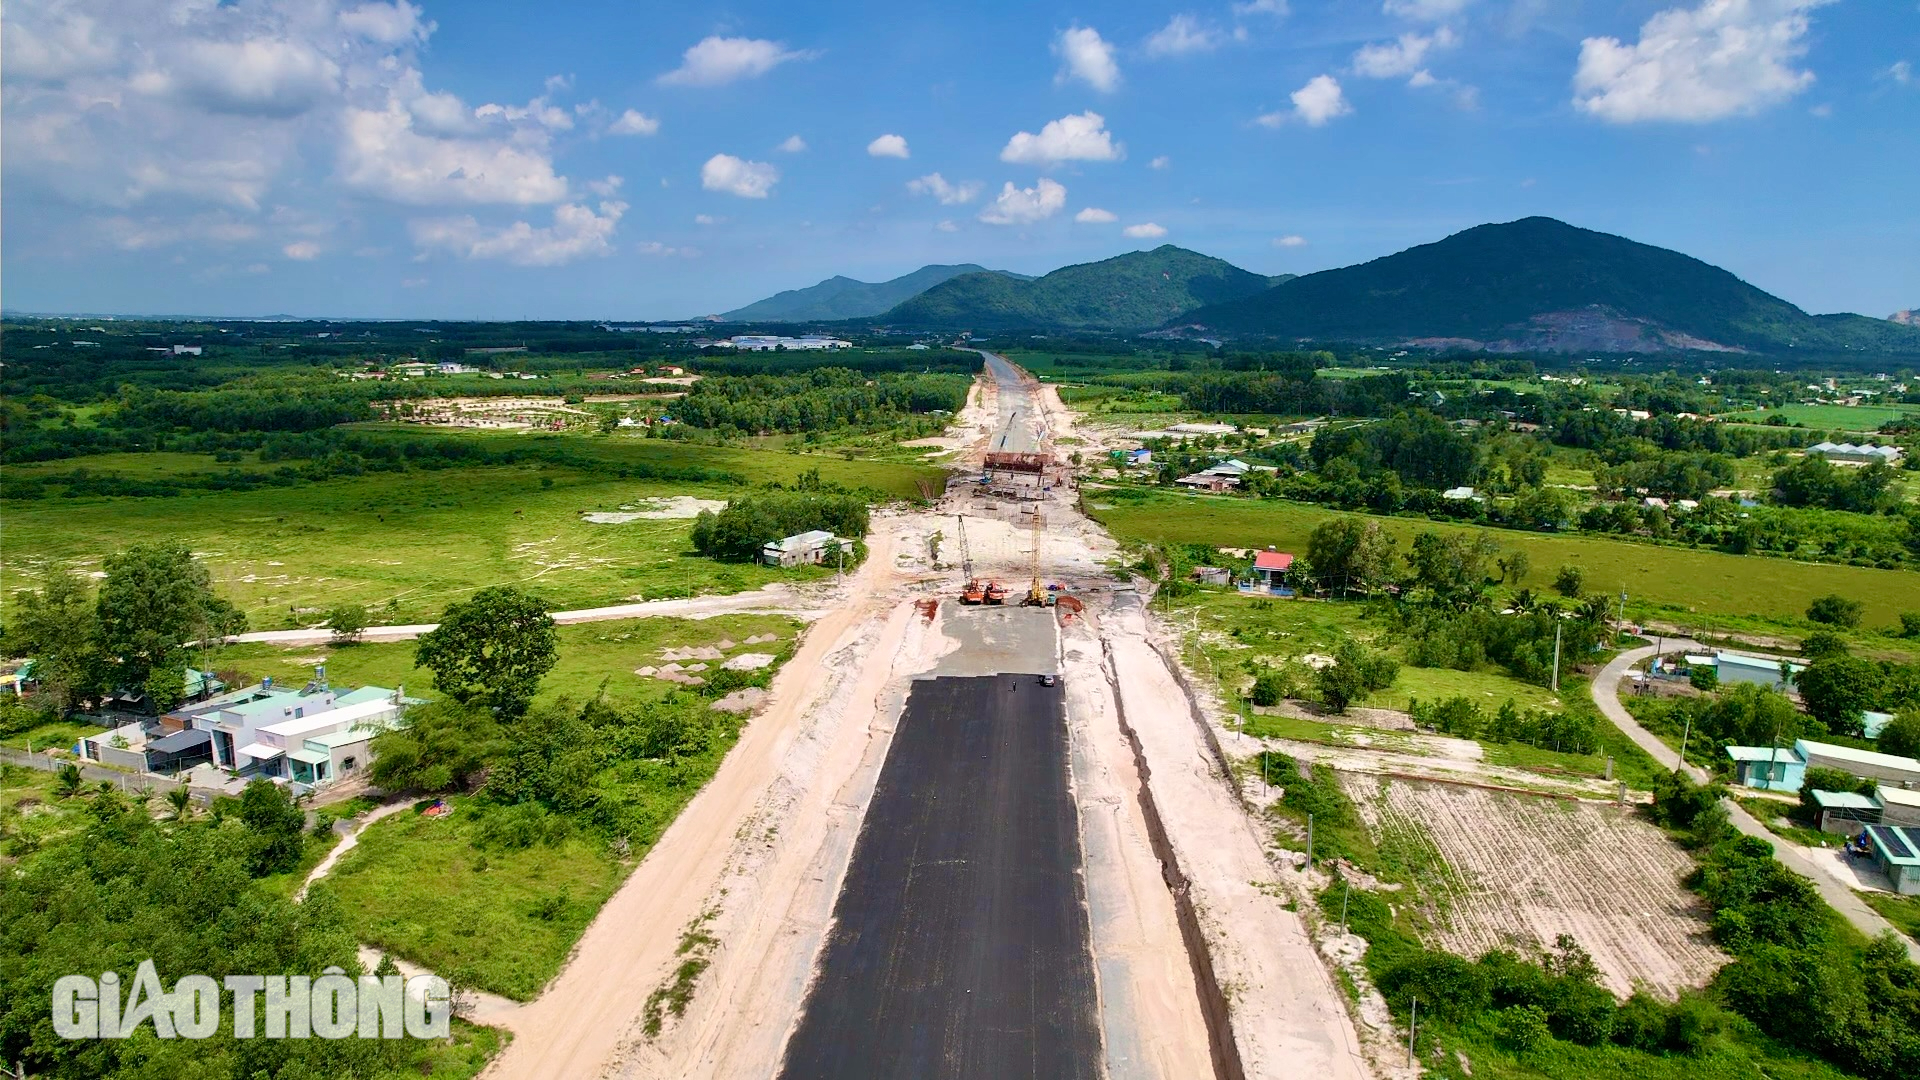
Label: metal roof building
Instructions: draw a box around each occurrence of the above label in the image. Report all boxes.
[1863,825,1920,894]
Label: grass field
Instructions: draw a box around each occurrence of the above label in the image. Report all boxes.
[1723,403,1917,431]
[212,613,801,710]
[316,794,626,1001]
[4,435,939,627]
[1095,490,1920,626]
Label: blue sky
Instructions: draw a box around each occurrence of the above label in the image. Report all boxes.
[3,0,1915,321]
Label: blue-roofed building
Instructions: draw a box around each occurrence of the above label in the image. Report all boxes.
[1725,745,1806,792]
[1862,825,1920,895]
[1713,652,1806,691]
[1863,710,1895,740]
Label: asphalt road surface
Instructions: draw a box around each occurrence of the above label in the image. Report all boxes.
[777,674,1102,1080]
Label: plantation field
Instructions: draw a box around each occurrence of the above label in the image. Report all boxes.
[1094,491,1920,626]
[3,439,938,628]
[1723,403,1916,431]
[1343,775,1725,999]
[213,613,801,710]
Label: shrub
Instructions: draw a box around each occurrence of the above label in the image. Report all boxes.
[1497,1004,1552,1055]
[1806,594,1864,627]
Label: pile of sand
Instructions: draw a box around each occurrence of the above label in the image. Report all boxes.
[721,653,776,671]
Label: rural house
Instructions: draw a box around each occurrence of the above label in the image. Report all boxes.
[1711,652,1806,691]
[1251,548,1295,592]
[1724,745,1806,792]
[762,530,843,568]
[1862,825,1920,895]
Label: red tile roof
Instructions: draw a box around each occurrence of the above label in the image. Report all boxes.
[1254,551,1294,571]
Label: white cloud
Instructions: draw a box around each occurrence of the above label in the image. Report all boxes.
[700,153,779,198]
[637,240,698,258]
[1272,234,1307,247]
[585,175,624,197]
[907,173,982,205]
[1352,28,1456,80]
[1122,222,1167,238]
[1271,74,1350,126]
[410,200,627,265]
[1075,207,1117,223]
[1145,15,1224,57]
[1887,60,1912,86]
[777,134,808,152]
[658,36,816,87]
[1149,155,1171,170]
[282,240,321,260]
[1573,0,1829,123]
[1055,26,1120,93]
[340,103,571,205]
[936,219,959,232]
[693,213,722,225]
[1000,111,1123,166]
[867,133,910,158]
[338,3,433,45]
[979,178,1067,225]
[608,109,660,136]
[160,39,342,118]
[1383,0,1472,20]
[1232,0,1289,16]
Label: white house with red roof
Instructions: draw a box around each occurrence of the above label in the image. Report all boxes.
[1253,547,1294,588]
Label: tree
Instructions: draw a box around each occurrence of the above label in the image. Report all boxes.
[1316,641,1398,713]
[1249,670,1285,708]
[3,569,104,714]
[1795,656,1884,735]
[165,785,193,821]
[1407,531,1501,608]
[369,701,507,792]
[1878,711,1920,758]
[1552,565,1585,598]
[326,603,371,645]
[236,779,306,877]
[1806,594,1864,628]
[95,542,239,699]
[1689,666,1720,692]
[1498,549,1532,585]
[1898,612,1920,638]
[55,763,83,798]
[1800,631,1849,661]
[414,586,558,716]
[1305,517,1399,595]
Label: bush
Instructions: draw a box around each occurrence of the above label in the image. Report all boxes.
[1552,565,1585,598]
[1497,1004,1552,1055]
[1806,594,1864,627]
[1688,665,1719,691]
[1248,669,1285,707]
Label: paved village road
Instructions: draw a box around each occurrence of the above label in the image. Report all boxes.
[1590,642,1920,962]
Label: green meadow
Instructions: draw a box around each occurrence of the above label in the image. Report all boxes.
[1723,402,1916,431]
[3,435,940,628]
[1092,489,1920,626]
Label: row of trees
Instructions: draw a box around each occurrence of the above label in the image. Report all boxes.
[690,492,870,561]
[672,369,969,434]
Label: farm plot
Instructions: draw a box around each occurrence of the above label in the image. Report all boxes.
[1342,775,1724,999]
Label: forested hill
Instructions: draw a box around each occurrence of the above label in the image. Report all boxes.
[1181,217,1920,356]
[881,246,1285,330]
[720,264,1023,322]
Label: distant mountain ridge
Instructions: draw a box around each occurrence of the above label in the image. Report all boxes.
[721,264,1027,322]
[882,246,1288,330]
[1180,217,1920,355]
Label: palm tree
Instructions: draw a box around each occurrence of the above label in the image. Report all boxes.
[55,763,82,799]
[165,785,193,821]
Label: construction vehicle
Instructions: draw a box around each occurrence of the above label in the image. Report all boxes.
[1021,507,1051,607]
[956,515,986,604]
[983,580,1008,605]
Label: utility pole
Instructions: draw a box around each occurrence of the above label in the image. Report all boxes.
[1305,812,1315,869]
[1341,881,1351,933]
[1678,713,1692,772]
[1407,998,1418,1067]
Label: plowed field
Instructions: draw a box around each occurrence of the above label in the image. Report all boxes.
[1342,776,1725,999]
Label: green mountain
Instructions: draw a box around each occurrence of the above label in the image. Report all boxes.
[722,264,1025,322]
[1182,217,1920,355]
[882,246,1287,330]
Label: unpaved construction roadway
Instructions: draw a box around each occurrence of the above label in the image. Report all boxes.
[777,672,1101,1080]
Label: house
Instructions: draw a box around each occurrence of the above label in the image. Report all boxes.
[1807,789,1882,835]
[1174,472,1240,492]
[1796,739,1920,788]
[1806,441,1902,466]
[2,659,36,696]
[1862,825,1920,895]
[242,695,406,786]
[1442,486,1480,501]
[77,724,213,774]
[1879,785,1920,827]
[762,530,842,567]
[1712,652,1806,691]
[1190,566,1232,586]
[1125,448,1152,466]
[1252,548,1294,589]
[1864,710,1895,740]
[1724,745,1806,792]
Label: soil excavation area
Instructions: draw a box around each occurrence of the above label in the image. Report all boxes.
[779,674,1101,1080]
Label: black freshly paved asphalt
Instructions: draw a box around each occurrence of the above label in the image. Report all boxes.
[777,674,1101,1080]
